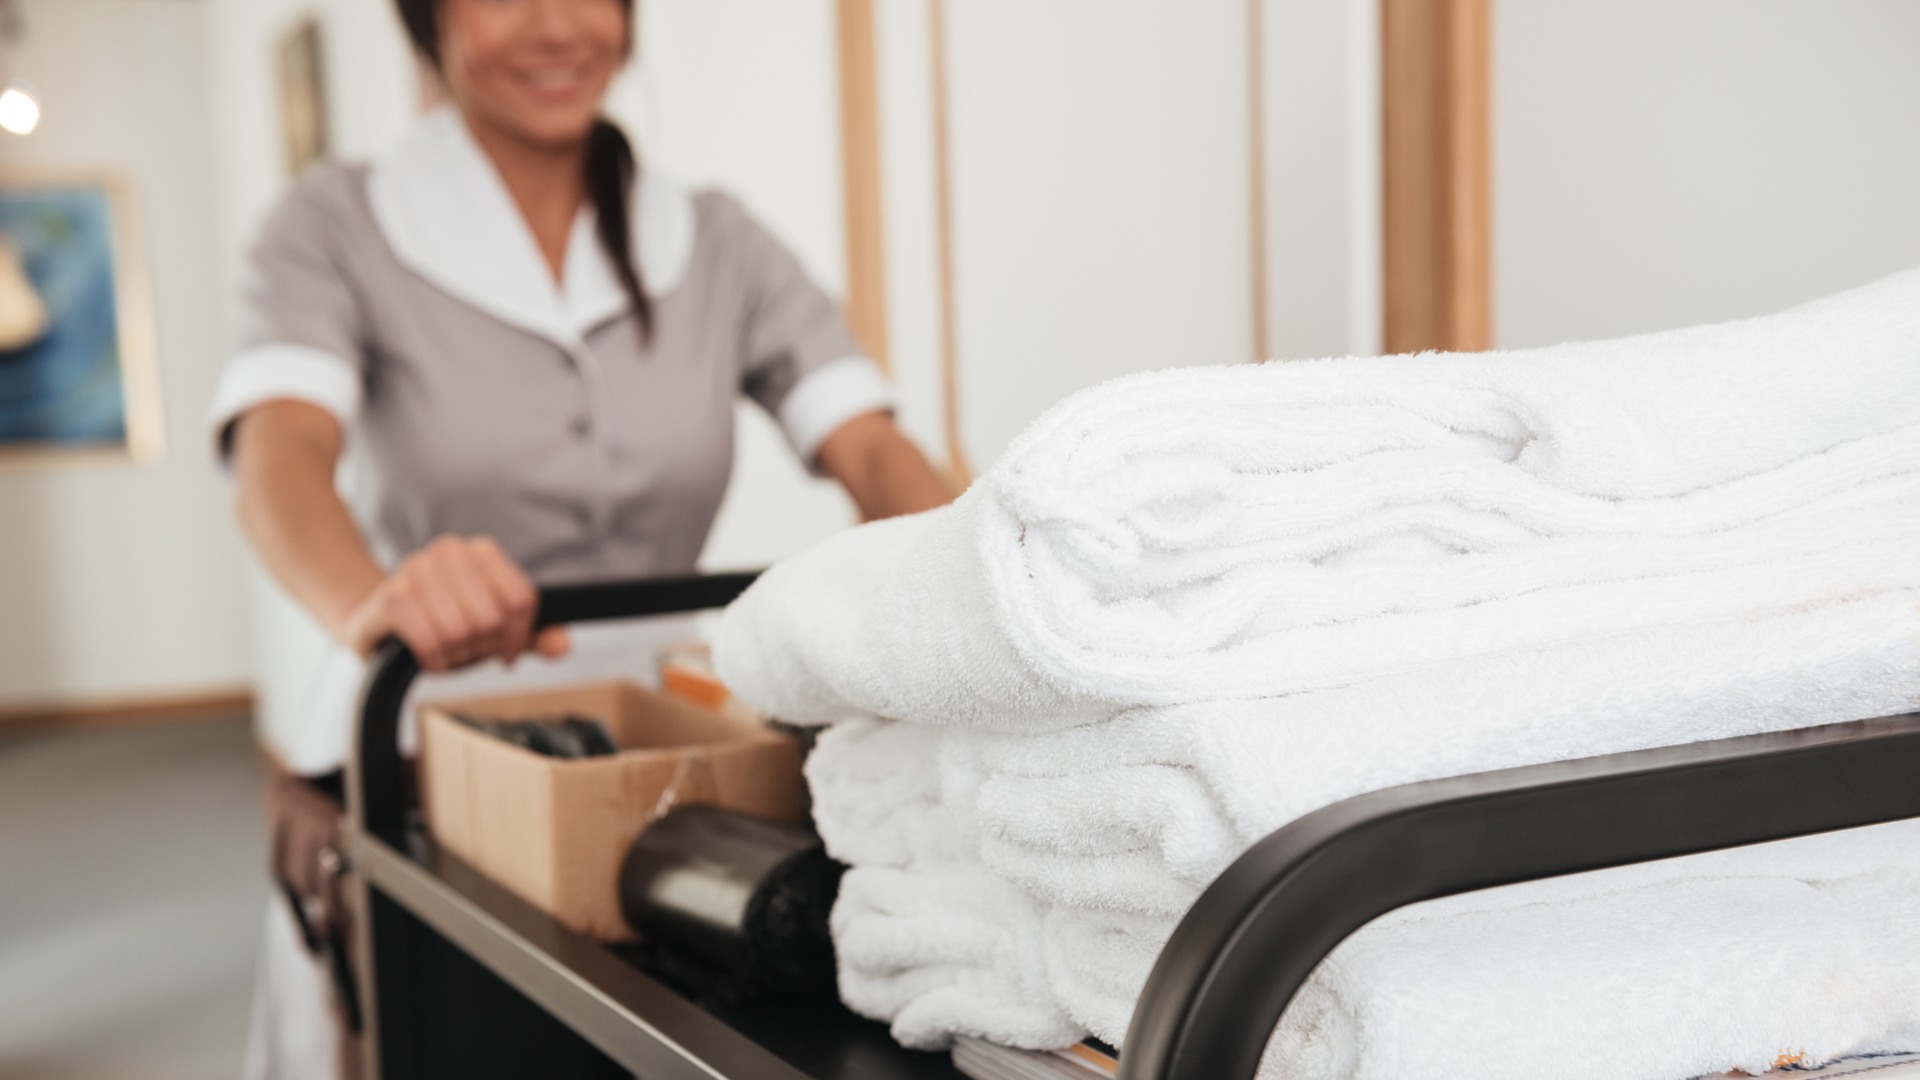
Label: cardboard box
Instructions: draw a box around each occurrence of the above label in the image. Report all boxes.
[418,680,806,942]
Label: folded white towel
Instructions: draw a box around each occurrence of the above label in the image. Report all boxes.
[726,272,1920,1074]
[802,591,1920,916]
[1046,854,1920,1080]
[805,718,971,869]
[830,819,1920,1075]
[791,519,1920,1064]
[965,590,1920,913]
[793,588,1920,1060]
[831,862,1082,1050]
[815,696,1920,1066]
[715,270,1920,733]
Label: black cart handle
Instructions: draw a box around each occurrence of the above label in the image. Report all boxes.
[1118,710,1920,1080]
[350,572,760,850]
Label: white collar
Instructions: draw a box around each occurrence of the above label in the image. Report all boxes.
[367,104,694,348]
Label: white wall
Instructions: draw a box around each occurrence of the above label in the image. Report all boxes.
[1270,0,1381,360]
[879,0,1375,473]
[1494,0,1920,347]
[693,0,1376,559]
[875,0,1373,476]
[0,0,250,707]
[937,1,1256,464]
[204,0,414,289]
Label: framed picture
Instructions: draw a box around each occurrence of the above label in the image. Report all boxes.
[278,15,330,178]
[0,168,163,464]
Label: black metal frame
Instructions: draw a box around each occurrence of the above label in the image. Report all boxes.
[346,573,1920,1080]
[1117,711,1920,1080]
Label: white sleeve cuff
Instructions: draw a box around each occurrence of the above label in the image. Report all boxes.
[777,354,896,468]
[207,343,363,467]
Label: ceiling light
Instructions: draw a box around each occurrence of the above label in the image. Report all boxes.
[0,81,39,136]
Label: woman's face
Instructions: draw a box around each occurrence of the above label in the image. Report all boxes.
[437,0,629,148]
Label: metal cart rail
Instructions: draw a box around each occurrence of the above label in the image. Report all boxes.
[346,574,1920,1080]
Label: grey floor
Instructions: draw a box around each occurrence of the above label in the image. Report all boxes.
[0,717,266,1080]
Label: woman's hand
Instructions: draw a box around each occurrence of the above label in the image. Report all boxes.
[340,535,571,671]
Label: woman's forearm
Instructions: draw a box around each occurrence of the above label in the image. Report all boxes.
[232,400,567,670]
[817,411,958,521]
[231,400,386,642]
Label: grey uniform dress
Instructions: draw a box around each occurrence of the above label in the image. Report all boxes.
[212,106,891,1079]
[210,104,891,776]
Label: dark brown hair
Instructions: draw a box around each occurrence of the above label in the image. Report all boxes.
[394,0,650,339]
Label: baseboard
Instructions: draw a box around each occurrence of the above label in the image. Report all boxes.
[0,686,254,732]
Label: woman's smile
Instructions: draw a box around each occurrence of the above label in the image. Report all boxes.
[513,61,595,104]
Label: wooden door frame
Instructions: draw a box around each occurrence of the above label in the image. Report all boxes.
[1381,0,1491,354]
[835,0,890,372]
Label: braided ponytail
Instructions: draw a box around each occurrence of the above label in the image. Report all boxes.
[584,118,651,338]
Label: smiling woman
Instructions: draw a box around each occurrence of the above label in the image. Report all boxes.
[396,0,649,323]
[213,0,954,1073]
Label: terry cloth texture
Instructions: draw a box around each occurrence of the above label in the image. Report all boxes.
[716,270,1920,733]
[714,269,1920,1079]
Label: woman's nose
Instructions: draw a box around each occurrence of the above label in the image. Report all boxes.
[524,0,588,44]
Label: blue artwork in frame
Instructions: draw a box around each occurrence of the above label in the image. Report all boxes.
[0,171,161,460]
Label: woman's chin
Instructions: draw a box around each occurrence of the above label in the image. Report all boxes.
[476,99,604,151]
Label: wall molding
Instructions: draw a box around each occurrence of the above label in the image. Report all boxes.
[1246,0,1272,364]
[927,0,971,484]
[0,686,253,733]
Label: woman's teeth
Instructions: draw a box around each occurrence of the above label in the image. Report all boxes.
[526,67,586,90]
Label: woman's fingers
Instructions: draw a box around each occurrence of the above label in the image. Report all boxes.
[342,534,552,672]
[385,578,452,670]
[468,537,539,664]
[430,538,513,665]
[401,544,487,669]
[379,535,550,671]
[533,624,572,658]
[339,567,451,668]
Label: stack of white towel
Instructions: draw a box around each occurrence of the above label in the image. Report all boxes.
[714,269,1920,1080]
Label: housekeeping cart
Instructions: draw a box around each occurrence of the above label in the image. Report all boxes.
[346,573,1920,1080]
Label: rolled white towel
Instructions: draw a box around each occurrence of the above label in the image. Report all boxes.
[830,863,1082,1051]
[716,270,1920,733]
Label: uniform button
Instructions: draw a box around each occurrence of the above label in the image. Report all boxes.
[570,502,593,528]
[569,415,592,438]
